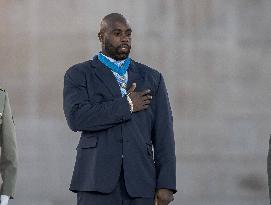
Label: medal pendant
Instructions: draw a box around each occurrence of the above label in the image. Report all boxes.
[121,83,127,89]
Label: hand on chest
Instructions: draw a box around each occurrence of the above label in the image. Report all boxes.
[90,71,156,103]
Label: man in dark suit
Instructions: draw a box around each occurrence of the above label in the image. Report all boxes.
[63,13,176,205]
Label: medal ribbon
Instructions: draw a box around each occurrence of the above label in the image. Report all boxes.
[97,53,130,96]
[98,52,131,76]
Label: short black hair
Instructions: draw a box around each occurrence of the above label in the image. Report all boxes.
[100,13,128,32]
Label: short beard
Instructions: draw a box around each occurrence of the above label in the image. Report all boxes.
[104,39,130,61]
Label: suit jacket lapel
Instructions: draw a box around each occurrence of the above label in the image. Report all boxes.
[91,56,143,97]
[91,56,122,98]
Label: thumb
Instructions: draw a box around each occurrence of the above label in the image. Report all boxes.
[154,198,158,205]
[154,194,159,205]
[127,83,136,94]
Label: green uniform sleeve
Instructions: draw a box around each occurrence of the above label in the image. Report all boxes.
[0,91,18,198]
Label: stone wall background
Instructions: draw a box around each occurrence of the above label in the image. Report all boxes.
[0,0,270,204]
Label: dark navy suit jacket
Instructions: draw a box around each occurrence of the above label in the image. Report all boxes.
[63,56,176,198]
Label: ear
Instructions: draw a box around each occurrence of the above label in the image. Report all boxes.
[98,32,103,43]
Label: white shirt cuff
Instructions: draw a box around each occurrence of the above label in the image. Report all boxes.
[0,195,10,205]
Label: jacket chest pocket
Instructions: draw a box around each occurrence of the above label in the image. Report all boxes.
[76,136,98,149]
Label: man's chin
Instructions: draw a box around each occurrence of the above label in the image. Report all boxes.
[116,53,130,60]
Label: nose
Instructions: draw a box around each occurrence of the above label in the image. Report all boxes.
[121,34,130,43]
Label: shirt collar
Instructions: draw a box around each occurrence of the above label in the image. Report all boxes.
[100,52,125,67]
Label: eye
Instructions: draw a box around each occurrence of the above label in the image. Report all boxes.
[113,31,121,36]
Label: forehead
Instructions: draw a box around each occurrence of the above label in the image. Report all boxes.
[108,21,131,31]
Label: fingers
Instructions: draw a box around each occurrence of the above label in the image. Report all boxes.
[127,83,136,94]
[155,198,173,205]
[144,100,151,104]
[127,86,152,112]
[142,95,152,101]
[141,89,151,96]
[142,104,149,109]
[127,85,151,96]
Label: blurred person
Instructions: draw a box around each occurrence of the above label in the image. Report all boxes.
[63,13,176,205]
[0,88,18,205]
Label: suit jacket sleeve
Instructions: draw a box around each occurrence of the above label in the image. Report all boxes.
[63,67,132,132]
[0,92,18,198]
[152,74,177,193]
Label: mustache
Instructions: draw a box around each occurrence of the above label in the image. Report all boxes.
[117,44,131,49]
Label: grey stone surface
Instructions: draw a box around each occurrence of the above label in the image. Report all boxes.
[1,0,271,204]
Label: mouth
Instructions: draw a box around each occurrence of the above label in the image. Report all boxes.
[119,44,130,51]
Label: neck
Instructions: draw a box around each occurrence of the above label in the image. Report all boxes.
[101,51,128,61]
[101,51,116,60]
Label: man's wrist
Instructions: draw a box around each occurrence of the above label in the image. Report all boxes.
[156,188,174,194]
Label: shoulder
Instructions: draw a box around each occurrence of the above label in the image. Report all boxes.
[132,60,163,91]
[132,60,161,79]
[64,60,93,86]
[65,60,92,76]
